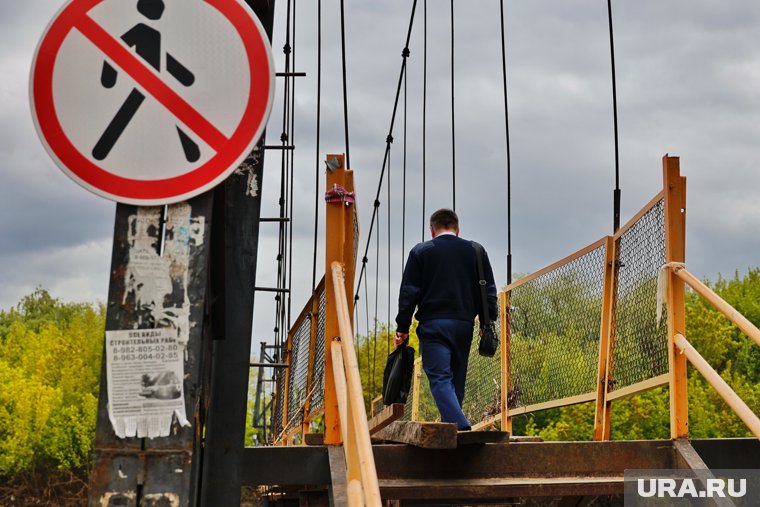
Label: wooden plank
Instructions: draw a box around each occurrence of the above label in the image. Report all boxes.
[327,446,348,507]
[373,421,458,449]
[507,392,597,416]
[605,374,669,402]
[471,414,500,431]
[509,436,543,443]
[304,433,325,446]
[368,403,404,435]
[457,430,509,446]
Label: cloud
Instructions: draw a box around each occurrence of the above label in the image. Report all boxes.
[2,0,759,345]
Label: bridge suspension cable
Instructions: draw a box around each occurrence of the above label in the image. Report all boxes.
[499,0,513,284]
[450,0,456,211]
[354,0,418,309]
[607,0,622,232]
[311,0,322,292]
[421,0,427,242]
[340,0,352,169]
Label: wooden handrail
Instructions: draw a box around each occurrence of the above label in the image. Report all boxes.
[673,334,760,439]
[673,266,760,348]
[330,341,350,445]
[331,261,383,507]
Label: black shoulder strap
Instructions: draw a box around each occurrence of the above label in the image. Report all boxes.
[471,241,491,326]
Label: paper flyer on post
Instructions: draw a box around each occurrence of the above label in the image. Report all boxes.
[105,328,190,438]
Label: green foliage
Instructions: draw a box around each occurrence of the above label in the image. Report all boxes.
[0,289,105,480]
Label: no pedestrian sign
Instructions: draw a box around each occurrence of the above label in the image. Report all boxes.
[30,0,275,205]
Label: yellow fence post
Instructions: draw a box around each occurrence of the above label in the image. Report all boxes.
[663,154,688,439]
[411,357,422,422]
[594,236,617,440]
[280,330,293,444]
[301,288,320,439]
[324,154,355,445]
[500,291,512,433]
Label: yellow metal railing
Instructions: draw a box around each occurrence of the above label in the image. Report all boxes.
[276,153,758,460]
[331,262,382,506]
[667,265,760,439]
[402,155,758,442]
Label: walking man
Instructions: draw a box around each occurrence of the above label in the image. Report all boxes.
[394,209,497,430]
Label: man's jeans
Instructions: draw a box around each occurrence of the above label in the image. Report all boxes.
[417,319,474,430]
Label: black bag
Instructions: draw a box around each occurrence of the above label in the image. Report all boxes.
[382,341,415,405]
[472,242,499,357]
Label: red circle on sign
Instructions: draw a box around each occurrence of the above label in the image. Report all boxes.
[30,0,274,205]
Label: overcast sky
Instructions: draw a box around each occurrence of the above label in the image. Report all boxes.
[2,0,760,347]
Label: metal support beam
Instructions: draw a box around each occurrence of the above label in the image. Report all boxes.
[200,148,268,503]
[88,196,214,507]
[198,0,275,501]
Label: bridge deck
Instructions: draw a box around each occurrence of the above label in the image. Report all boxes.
[242,438,759,504]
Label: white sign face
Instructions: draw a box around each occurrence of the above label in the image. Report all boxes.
[30,0,275,205]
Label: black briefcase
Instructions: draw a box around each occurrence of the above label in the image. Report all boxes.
[382,342,415,405]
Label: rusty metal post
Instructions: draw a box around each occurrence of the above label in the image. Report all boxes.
[663,154,688,439]
[88,197,214,507]
[594,236,617,440]
[324,153,354,444]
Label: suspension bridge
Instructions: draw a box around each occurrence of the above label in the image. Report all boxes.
[76,1,760,506]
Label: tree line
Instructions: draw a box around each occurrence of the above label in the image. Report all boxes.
[1,269,758,492]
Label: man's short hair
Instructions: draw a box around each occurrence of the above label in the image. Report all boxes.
[430,208,459,231]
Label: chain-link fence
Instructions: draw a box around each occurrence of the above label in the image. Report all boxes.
[610,198,668,391]
[270,279,326,442]
[508,241,606,409]
[273,188,673,438]
[308,287,327,415]
[396,192,670,429]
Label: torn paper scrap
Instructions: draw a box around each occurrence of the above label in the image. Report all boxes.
[105,328,190,439]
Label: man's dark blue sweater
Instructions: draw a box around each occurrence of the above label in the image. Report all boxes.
[395,234,498,334]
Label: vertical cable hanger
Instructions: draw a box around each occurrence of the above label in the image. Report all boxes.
[499,0,513,284]
[607,0,621,232]
[274,0,294,354]
[402,59,408,272]
[339,0,351,168]
[421,0,427,242]
[372,216,380,398]
[366,274,369,380]
[450,0,456,211]
[387,140,392,355]
[286,0,298,330]
[311,0,322,292]
[354,0,419,307]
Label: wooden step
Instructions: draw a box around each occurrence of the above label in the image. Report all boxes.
[372,421,510,449]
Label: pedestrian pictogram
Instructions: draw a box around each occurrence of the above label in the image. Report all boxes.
[30,0,275,205]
